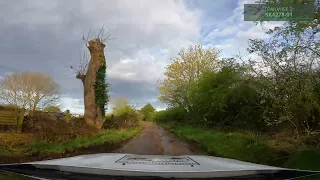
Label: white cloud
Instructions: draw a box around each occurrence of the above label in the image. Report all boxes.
[156,107,167,111]
[108,50,168,84]
[203,0,285,59]
[0,0,204,111]
[88,0,203,85]
[61,97,84,114]
[0,0,288,112]
[204,28,237,42]
[214,44,233,49]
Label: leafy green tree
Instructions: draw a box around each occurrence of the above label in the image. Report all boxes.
[158,44,221,112]
[189,61,264,128]
[153,106,186,123]
[104,97,141,129]
[111,97,132,116]
[140,103,156,121]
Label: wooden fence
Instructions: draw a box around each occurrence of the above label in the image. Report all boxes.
[0,106,24,132]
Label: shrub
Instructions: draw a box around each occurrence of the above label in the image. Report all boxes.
[302,133,320,147]
[148,112,156,122]
[153,106,186,123]
[103,107,141,129]
[23,112,96,142]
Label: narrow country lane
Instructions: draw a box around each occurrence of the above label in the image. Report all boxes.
[113,122,202,155]
[0,122,203,164]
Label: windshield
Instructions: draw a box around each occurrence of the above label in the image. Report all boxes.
[0,0,320,180]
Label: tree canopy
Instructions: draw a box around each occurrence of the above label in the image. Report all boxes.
[158,44,221,111]
[111,97,132,116]
[140,103,156,121]
[43,105,62,113]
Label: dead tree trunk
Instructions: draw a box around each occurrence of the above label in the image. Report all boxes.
[77,38,106,129]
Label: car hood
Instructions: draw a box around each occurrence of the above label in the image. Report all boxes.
[1,153,319,179]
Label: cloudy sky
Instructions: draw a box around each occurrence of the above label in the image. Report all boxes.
[0,0,281,113]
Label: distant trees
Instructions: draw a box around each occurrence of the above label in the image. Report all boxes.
[43,105,62,113]
[158,44,220,112]
[0,72,60,111]
[140,103,155,121]
[103,97,141,129]
[111,97,131,116]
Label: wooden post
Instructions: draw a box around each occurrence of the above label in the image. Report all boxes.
[17,109,25,133]
[65,109,70,123]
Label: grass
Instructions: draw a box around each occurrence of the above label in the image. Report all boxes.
[160,122,320,171]
[283,148,320,170]
[0,133,34,156]
[161,122,279,165]
[0,127,142,157]
[29,128,141,154]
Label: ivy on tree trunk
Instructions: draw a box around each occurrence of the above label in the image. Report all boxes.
[94,64,109,117]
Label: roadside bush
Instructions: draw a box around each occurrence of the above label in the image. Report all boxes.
[189,66,239,127]
[103,106,141,129]
[283,148,320,170]
[223,80,269,131]
[302,133,320,147]
[147,112,156,122]
[105,114,113,121]
[153,106,186,123]
[23,112,96,142]
[187,65,268,130]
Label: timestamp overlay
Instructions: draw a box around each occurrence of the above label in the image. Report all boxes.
[244,4,314,21]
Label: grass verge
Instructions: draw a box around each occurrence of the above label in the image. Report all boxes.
[29,127,142,155]
[160,122,320,171]
[0,127,142,158]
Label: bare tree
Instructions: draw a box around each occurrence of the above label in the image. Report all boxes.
[0,72,60,111]
[72,26,113,129]
[71,52,89,84]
